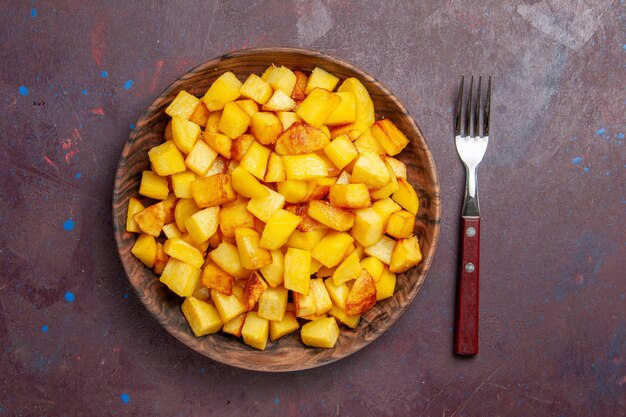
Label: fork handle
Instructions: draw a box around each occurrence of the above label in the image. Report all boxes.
[455,216,480,356]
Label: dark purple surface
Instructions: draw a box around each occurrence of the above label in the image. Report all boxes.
[1,1,624,416]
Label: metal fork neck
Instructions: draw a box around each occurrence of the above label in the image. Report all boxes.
[462,166,480,217]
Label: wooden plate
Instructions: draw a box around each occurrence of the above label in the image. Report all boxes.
[112,47,441,372]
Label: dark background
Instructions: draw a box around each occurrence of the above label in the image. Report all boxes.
[1,1,624,416]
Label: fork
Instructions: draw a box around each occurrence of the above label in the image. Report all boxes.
[454,76,491,356]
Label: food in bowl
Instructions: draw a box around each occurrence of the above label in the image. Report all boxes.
[126,64,423,351]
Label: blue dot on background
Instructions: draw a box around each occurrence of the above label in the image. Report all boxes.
[571,157,582,165]
[75,172,82,179]
[41,325,49,333]
[63,219,75,231]
[129,123,135,130]
[19,86,29,96]
[31,8,37,17]
[65,291,75,303]
[100,70,108,78]
[120,393,130,404]
[124,80,134,90]
[81,89,88,95]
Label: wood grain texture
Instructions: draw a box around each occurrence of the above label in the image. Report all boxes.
[112,47,441,372]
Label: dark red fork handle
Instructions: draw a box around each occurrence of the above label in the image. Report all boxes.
[455,216,480,356]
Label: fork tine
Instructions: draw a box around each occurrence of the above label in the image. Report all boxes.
[484,76,491,136]
[465,76,473,137]
[454,76,464,136]
[475,76,482,137]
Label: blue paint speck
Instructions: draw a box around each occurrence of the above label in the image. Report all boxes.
[200,367,206,374]
[123,80,134,90]
[63,219,75,231]
[31,8,37,17]
[616,133,624,139]
[64,291,75,303]
[623,44,626,51]
[81,89,88,95]
[274,397,280,405]
[41,325,49,333]
[583,167,589,173]
[120,393,130,404]
[129,123,135,130]
[596,127,606,135]
[19,86,29,96]
[571,156,582,165]
[75,172,81,179]
[123,293,129,299]
[100,70,108,78]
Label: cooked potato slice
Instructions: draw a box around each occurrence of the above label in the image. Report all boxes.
[283,154,328,181]
[259,249,284,288]
[171,115,200,154]
[126,197,145,233]
[190,174,236,208]
[262,65,297,97]
[203,131,232,159]
[296,88,342,128]
[134,202,166,237]
[219,102,251,139]
[310,278,333,315]
[243,271,268,311]
[163,237,204,269]
[364,235,397,265]
[189,101,210,127]
[269,311,300,341]
[351,207,385,247]
[209,241,250,279]
[337,77,375,127]
[264,152,286,183]
[166,90,200,119]
[323,134,359,171]
[202,71,242,111]
[250,112,283,145]
[360,256,385,283]
[332,250,362,285]
[153,242,169,275]
[247,186,285,222]
[222,313,246,337]
[325,91,357,126]
[211,288,247,324]
[328,184,371,209]
[328,305,360,329]
[148,141,186,176]
[301,317,340,348]
[160,258,201,297]
[240,73,273,105]
[376,267,396,300]
[242,312,270,351]
[311,231,354,268]
[185,206,219,245]
[230,134,255,162]
[201,258,234,295]
[239,140,271,180]
[231,166,270,199]
[371,119,409,156]
[219,198,255,237]
[259,209,301,250]
[181,297,222,336]
[258,285,288,321]
[392,178,419,215]
[386,210,416,238]
[262,89,297,112]
[305,67,339,94]
[351,151,390,188]
[307,200,354,232]
[345,269,376,315]
[284,203,326,232]
[291,70,308,100]
[284,248,311,295]
[131,234,157,268]
[389,236,422,273]
[235,227,272,270]
[275,122,330,155]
